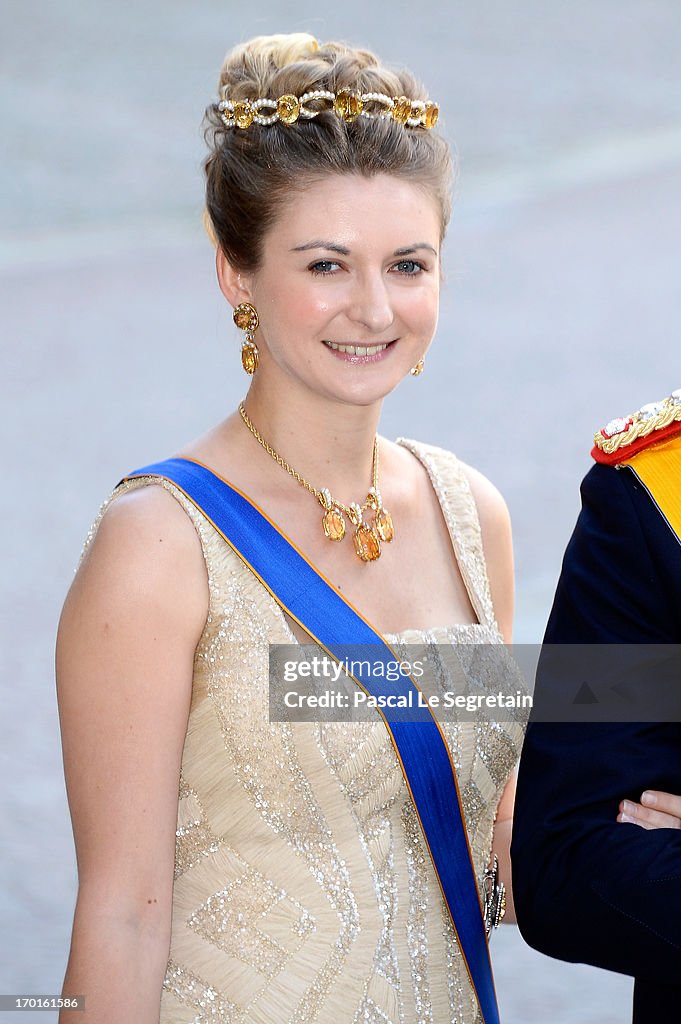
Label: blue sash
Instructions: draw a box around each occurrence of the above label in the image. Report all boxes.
[122,456,500,1024]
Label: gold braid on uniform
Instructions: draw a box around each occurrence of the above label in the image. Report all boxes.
[594,388,681,456]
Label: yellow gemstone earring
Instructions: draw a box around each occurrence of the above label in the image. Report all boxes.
[233,302,259,374]
[410,357,425,376]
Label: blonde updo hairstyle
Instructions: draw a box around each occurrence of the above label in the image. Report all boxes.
[204,33,454,272]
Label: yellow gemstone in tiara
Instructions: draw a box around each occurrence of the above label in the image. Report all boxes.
[334,90,363,122]
[277,94,301,125]
[233,101,255,129]
[422,102,439,129]
[392,96,412,125]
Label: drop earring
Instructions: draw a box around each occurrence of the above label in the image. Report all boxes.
[233,302,259,374]
[410,357,425,376]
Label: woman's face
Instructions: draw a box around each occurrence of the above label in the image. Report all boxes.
[241,173,442,408]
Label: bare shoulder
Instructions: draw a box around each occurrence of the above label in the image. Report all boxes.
[93,482,203,555]
[458,461,512,534]
[65,482,209,646]
[387,438,511,529]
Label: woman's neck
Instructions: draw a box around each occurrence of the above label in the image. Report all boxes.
[240,378,382,500]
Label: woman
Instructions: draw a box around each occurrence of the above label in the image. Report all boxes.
[56,33,523,1023]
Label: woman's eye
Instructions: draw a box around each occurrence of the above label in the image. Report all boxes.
[309,260,340,275]
[393,260,424,275]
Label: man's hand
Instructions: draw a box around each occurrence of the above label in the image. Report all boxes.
[618,791,681,830]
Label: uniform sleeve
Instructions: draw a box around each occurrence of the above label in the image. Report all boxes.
[511,463,681,981]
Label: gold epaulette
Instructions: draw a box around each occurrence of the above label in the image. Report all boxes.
[592,389,681,465]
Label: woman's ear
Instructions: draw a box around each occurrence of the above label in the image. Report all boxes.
[215,249,254,308]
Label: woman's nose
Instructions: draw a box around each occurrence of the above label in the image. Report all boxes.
[347,273,394,333]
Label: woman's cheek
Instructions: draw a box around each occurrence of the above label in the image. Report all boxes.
[400,291,438,334]
[282,283,333,325]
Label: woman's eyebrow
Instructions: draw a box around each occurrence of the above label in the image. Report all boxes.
[290,241,438,256]
[393,243,438,257]
[291,240,350,254]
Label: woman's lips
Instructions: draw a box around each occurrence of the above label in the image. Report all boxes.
[322,339,397,362]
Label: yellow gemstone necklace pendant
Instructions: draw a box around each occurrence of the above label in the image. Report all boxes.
[238,402,395,562]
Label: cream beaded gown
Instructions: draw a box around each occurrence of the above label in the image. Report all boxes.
[79,439,525,1024]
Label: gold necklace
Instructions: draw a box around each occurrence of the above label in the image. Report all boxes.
[238,402,395,562]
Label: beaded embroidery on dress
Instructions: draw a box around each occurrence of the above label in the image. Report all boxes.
[78,439,526,1024]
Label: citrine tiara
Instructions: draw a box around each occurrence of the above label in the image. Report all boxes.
[217,89,439,131]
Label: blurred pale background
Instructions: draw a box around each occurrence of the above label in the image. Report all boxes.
[2,1,680,1020]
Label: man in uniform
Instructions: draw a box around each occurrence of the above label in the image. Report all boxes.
[512,389,681,1022]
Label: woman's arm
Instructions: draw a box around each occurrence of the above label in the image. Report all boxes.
[491,769,517,924]
[56,486,209,1022]
[461,463,518,920]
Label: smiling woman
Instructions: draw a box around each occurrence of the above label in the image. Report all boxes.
[215,173,441,409]
[56,32,524,1024]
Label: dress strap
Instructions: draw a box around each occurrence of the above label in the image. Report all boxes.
[396,438,498,630]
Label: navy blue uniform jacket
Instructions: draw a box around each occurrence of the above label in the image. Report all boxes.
[512,462,681,1021]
